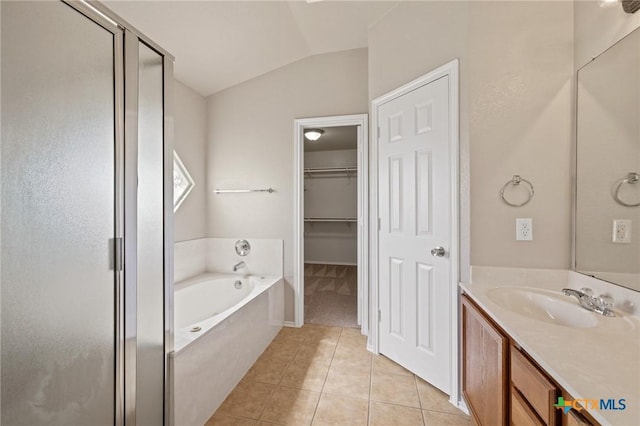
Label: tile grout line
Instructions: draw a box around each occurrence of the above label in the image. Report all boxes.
[309,325,342,425]
[369,398,433,411]
[367,349,374,426]
[216,412,264,424]
[415,375,472,420]
[254,332,303,422]
[414,374,427,425]
[304,326,323,426]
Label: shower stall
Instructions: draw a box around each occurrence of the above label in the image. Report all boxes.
[1,1,173,424]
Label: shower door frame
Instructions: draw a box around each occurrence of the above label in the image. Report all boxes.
[61,2,176,425]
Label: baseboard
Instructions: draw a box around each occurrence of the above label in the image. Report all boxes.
[283,321,297,328]
[456,398,470,415]
[304,261,357,266]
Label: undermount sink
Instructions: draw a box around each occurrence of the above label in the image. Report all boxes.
[486,287,599,328]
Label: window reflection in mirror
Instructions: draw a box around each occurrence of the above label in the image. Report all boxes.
[575,27,640,292]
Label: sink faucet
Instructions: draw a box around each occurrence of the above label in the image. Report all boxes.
[233,261,246,272]
[561,288,615,317]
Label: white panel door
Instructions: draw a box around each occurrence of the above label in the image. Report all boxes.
[378,75,451,393]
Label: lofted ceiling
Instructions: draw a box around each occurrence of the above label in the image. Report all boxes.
[105,1,399,96]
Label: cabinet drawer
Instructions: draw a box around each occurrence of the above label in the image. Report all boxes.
[560,388,597,426]
[511,347,557,425]
[565,410,594,426]
[512,388,545,426]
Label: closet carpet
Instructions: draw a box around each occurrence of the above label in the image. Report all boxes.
[304,263,358,328]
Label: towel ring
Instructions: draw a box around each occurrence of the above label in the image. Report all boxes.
[613,172,639,207]
[500,175,534,207]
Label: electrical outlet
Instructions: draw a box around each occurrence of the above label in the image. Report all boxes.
[516,218,533,241]
[612,219,631,244]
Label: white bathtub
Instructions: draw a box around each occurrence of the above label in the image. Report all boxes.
[170,273,284,426]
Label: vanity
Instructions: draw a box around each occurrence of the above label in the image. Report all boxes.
[461,25,639,426]
[460,268,639,426]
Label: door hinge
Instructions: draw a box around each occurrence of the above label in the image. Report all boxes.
[114,237,124,272]
[377,126,381,139]
[378,218,381,230]
[378,309,382,322]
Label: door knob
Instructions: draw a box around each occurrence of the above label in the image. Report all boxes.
[431,246,446,257]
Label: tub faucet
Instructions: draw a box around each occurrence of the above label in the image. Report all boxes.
[561,287,615,317]
[233,261,246,272]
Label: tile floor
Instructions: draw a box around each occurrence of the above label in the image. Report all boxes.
[207,324,471,425]
[304,264,358,328]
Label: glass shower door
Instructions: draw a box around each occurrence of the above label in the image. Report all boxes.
[1,2,121,424]
[136,41,166,426]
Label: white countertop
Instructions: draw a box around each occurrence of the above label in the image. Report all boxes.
[461,267,640,426]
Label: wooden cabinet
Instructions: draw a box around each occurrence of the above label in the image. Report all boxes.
[511,388,545,426]
[461,294,599,426]
[511,346,558,425]
[564,410,594,426]
[462,295,509,426]
[560,389,596,426]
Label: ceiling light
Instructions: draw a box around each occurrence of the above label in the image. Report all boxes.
[304,129,324,141]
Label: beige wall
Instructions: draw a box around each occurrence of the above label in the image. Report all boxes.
[174,80,207,242]
[574,1,640,70]
[207,49,368,321]
[369,1,574,278]
[468,2,573,271]
[304,149,358,265]
[368,1,471,281]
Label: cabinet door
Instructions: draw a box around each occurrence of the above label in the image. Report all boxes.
[462,295,509,426]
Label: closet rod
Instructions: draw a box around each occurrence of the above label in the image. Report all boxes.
[304,167,357,173]
[304,217,357,223]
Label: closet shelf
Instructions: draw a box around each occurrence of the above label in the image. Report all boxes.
[304,167,357,178]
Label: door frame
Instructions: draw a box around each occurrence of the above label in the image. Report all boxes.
[293,114,369,331]
[370,59,460,407]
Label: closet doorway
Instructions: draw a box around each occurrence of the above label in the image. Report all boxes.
[294,115,368,333]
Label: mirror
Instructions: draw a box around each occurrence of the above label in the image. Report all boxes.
[173,151,195,212]
[575,27,640,292]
